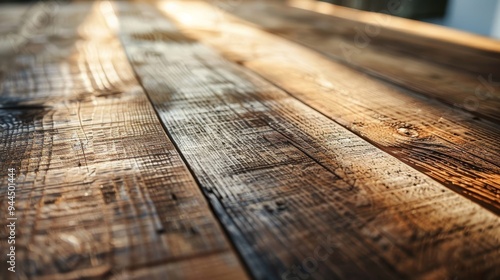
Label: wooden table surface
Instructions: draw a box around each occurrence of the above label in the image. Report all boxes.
[1,0,499,279]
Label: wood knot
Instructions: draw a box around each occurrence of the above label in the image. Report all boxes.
[263,204,274,213]
[263,201,287,214]
[397,127,419,138]
[53,233,83,272]
[276,200,287,211]
[394,123,419,138]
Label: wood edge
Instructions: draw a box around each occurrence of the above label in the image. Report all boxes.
[107,2,253,279]
[287,0,500,53]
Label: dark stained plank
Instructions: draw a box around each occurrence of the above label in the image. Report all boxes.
[156,0,500,214]
[216,0,500,123]
[115,2,500,279]
[0,2,247,279]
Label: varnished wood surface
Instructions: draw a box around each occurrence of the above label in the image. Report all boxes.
[0,1,499,279]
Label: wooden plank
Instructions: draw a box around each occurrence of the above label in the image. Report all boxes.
[216,0,500,123]
[0,2,247,279]
[285,0,500,53]
[155,1,500,213]
[116,2,500,279]
[287,0,500,75]
[0,3,38,55]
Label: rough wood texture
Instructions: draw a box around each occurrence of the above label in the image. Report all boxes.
[156,0,500,214]
[0,2,246,279]
[287,0,500,76]
[116,2,500,279]
[219,0,500,123]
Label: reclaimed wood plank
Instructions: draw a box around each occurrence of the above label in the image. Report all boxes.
[115,2,500,279]
[0,2,247,279]
[156,0,500,214]
[218,0,500,123]
[0,3,43,55]
[287,0,500,76]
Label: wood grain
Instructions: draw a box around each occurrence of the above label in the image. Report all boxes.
[116,2,500,279]
[287,0,500,75]
[156,0,500,214]
[216,0,500,123]
[0,2,247,279]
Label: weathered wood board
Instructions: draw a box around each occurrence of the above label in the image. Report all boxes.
[154,1,500,214]
[287,0,500,76]
[114,1,500,279]
[219,0,500,123]
[0,0,499,279]
[0,2,246,279]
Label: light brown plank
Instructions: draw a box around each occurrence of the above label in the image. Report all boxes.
[156,0,500,213]
[0,2,247,279]
[287,0,500,75]
[116,2,500,279]
[218,0,500,123]
[0,3,39,55]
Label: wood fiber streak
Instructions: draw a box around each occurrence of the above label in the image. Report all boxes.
[219,1,500,123]
[286,0,500,77]
[0,3,246,280]
[117,2,500,279]
[159,1,500,213]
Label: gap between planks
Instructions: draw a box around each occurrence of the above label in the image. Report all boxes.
[0,2,248,279]
[156,0,500,214]
[219,0,500,124]
[113,1,500,279]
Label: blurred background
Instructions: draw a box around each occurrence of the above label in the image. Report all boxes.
[320,0,500,38]
[0,0,499,39]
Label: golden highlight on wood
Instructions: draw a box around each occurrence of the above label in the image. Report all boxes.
[0,0,499,279]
